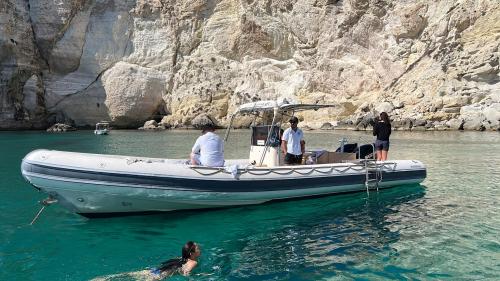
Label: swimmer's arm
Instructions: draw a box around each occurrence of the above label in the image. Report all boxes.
[180,261,198,276]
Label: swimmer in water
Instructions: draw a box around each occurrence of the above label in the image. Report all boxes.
[91,241,201,281]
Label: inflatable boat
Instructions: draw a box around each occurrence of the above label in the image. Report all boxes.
[21,101,426,217]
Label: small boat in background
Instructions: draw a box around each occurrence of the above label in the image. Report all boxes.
[94,121,110,135]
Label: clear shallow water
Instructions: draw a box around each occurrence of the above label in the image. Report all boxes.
[0,130,499,280]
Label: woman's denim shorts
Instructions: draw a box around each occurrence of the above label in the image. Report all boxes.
[375,140,390,151]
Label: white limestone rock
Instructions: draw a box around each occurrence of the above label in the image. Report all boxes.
[461,105,485,131]
[22,75,43,116]
[1,0,500,131]
[139,119,166,130]
[144,120,158,127]
[191,114,216,129]
[49,79,109,127]
[446,118,464,130]
[102,62,167,127]
[28,0,81,60]
[49,8,92,73]
[482,103,500,128]
[46,123,76,132]
[375,102,394,114]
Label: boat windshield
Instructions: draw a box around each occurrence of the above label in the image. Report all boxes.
[95,122,109,130]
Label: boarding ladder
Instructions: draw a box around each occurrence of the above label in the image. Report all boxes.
[364,159,382,193]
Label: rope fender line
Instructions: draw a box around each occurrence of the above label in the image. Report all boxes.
[245,168,273,176]
[292,168,316,175]
[188,163,393,177]
[190,167,226,176]
[267,168,295,175]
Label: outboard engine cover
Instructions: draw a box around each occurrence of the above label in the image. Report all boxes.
[357,144,375,159]
[335,143,358,153]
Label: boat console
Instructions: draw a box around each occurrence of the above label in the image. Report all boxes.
[248,125,373,167]
[249,125,282,167]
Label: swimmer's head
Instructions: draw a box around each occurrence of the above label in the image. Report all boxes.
[182,241,201,261]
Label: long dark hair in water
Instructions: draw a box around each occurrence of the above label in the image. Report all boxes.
[380,112,390,124]
[157,241,197,275]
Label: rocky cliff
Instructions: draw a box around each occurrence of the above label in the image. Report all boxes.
[1,0,499,130]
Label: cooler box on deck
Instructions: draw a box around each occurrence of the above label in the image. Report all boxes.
[328,152,356,163]
[306,150,329,164]
[316,151,329,164]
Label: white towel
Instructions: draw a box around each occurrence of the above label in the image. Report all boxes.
[224,164,239,178]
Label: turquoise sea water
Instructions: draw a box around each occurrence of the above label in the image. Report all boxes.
[0,130,499,280]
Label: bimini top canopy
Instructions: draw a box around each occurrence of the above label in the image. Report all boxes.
[225,100,337,141]
[235,100,336,115]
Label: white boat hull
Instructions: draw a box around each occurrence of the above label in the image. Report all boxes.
[21,150,426,217]
[94,129,108,135]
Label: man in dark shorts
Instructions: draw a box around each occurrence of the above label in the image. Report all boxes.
[281,116,305,165]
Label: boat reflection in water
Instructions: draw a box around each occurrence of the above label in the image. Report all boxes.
[204,185,426,279]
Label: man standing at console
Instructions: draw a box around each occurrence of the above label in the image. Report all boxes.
[281,116,305,165]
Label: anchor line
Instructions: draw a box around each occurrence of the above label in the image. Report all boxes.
[29,197,58,225]
[30,206,46,225]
